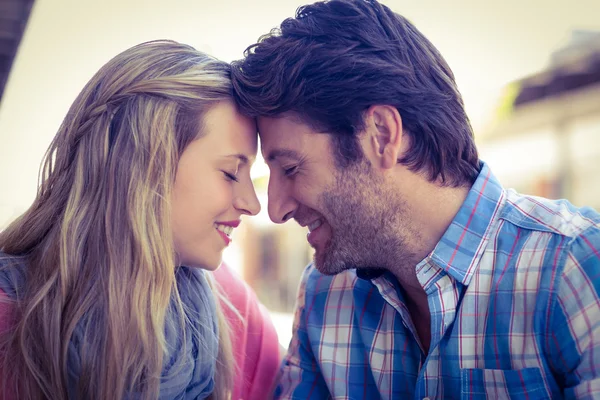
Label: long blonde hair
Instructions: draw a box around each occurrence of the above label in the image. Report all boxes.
[0,40,234,399]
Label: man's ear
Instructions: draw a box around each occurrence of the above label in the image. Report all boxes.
[361,105,403,170]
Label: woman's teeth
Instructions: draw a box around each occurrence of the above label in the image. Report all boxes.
[215,224,233,237]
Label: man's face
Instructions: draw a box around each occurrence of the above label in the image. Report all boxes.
[258,114,414,275]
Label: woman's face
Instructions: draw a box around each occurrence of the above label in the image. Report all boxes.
[171,100,260,270]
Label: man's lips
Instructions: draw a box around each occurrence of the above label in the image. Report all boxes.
[305,218,332,249]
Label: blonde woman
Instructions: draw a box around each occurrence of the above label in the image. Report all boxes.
[0,40,277,399]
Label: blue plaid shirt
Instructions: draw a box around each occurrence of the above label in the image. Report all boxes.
[275,162,600,399]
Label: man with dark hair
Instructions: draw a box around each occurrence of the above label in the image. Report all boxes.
[232,0,600,398]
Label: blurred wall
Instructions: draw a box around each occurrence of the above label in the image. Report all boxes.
[479,32,600,210]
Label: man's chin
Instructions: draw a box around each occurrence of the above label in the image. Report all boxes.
[313,250,347,276]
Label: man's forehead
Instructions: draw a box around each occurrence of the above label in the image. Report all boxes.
[258,118,303,157]
[257,113,321,135]
[257,111,304,124]
[258,114,333,163]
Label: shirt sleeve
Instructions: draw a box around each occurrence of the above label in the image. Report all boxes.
[547,224,600,400]
[275,265,330,400]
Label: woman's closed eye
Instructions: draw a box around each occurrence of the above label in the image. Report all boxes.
[222,170,239,182]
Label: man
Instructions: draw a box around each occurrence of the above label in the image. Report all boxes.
[232,0,600,398]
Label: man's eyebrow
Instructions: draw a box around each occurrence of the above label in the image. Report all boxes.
[265,149,302,163]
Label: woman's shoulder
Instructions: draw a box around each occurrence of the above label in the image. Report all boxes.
[213,264,254,314]
[0,252,26,268]
[213,263,276,331]
[0,252,28,299]
[213,263,280,400]
[0,252,24,330]
[0,289,14,334]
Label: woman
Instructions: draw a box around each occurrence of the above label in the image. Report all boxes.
[214,263,281,400]
[0,40,277,399]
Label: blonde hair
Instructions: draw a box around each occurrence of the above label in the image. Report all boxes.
[0,40,234,399]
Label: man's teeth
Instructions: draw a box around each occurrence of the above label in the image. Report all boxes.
[308,219,323,232]
[215,224,233,236]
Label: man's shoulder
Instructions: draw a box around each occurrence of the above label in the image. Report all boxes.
[501,190,600,239]
[297,264,379,329]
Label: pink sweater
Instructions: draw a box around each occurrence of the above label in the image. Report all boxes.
[0,263,279,399]
[214,264,280,399]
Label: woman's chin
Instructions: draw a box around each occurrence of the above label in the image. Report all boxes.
[183,256,222,271]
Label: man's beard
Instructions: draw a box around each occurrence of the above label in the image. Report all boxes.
[313,160,418,276]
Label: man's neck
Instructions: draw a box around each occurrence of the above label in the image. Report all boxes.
[394,169,471,263]
[387,181,469,290]
[390,267,432,354]
[386,173,471,354]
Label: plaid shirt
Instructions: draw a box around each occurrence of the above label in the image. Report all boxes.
[275,162,600,399]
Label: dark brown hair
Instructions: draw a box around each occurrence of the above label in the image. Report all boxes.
[232,0,480,186]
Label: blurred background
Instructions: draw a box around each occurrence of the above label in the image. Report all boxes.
[1,0,599,348]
